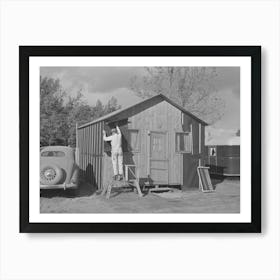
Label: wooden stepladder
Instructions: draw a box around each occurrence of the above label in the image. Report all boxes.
[101,164,143,199]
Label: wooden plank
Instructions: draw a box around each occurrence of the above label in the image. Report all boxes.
[197,166,214,192]
[192,121,199,155]
[97,122,100,189]
[90,125,93,184]
[82,128,85,174]
[150,187,171,192]
[94,123,98,188]
[100,122,104,190]
[167,102,181,185]
[199,123,201,154]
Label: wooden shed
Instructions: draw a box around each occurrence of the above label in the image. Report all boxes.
[77,94,207,191]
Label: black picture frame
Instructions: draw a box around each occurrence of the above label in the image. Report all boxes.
[20,46,261,233]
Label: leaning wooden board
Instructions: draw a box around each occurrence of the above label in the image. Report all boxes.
[197,166,215,192]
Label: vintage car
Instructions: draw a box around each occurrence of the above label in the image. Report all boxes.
[40,146,79,189]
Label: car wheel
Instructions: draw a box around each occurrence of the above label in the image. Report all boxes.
[40,164,63,185]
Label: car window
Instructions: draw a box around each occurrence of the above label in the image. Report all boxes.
[41,151,65,157]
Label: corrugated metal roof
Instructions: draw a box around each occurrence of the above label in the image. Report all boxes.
[78,94,208,129]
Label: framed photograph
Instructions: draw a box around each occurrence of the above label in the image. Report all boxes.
[20,46,261,233]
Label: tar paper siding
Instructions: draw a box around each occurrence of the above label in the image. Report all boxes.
[182,119,205,190]
[77,121,104,190]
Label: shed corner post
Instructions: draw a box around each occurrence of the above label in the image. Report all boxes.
[101,121,106,191]
[75,122,79,165]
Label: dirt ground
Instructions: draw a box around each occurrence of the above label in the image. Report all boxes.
[40,177,240,213]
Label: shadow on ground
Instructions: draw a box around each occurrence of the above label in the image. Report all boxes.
[40,181,96,198]
[210,174,225,190]
[210,174,240,190]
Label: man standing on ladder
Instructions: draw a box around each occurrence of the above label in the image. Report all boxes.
[103,124,124,181]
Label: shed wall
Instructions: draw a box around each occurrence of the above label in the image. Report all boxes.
[181,118,205,190]
[78,121,104,190]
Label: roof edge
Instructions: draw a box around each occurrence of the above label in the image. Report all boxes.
[78,93,208,129]
[159,94,208,126]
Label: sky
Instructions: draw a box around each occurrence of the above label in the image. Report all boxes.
[40,67,240,143]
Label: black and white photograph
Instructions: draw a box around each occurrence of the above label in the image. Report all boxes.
[39,65,241,214]
[3,1,280,279]
[19,46,260,233]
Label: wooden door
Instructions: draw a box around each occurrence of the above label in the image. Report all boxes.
[149,132,168,184]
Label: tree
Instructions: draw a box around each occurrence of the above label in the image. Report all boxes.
[40,77,66,146]
[40,76,122,147]
[64,91,90,146]
[66,97,121,146]
[130,67,225,124]
[94,99,105,119]
[104,96,121,114]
